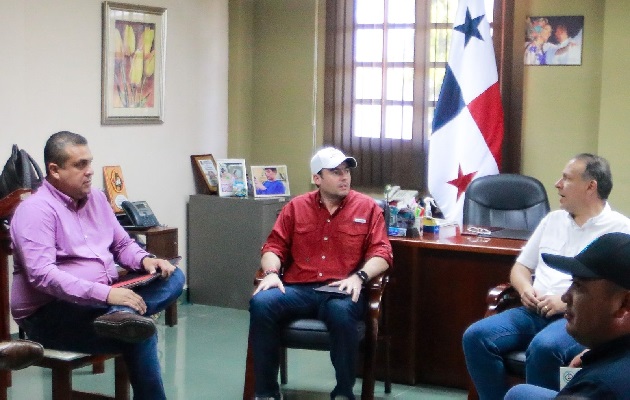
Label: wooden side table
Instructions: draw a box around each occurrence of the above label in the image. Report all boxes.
[125,226,179,327]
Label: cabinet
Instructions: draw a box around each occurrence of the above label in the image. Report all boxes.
[125,226,179,326]
[187,195,288,309]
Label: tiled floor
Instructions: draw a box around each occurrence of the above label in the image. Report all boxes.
[7,304,468,399]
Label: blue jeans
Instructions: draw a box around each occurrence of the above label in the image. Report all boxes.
[505,384,558,399]
[462,306,585,400]
[21,268,185,400]
[249,284,366,399]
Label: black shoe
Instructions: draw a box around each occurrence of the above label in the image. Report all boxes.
[93,312,156,343]
[0,340,44,370]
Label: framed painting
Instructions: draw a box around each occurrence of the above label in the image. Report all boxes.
[101,2,167,124]
[191,154,219,195]
[525,16,584,66]
[216,159,248,197]
[251,165,290,198]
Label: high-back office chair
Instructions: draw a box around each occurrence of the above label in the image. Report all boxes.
[463,174,550,231]
[463,174,550,400]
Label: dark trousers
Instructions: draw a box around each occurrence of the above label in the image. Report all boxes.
[249,284,365,399]
[21,268,185,400]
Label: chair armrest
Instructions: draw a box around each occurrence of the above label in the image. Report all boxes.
[365,272,388,316]
[484,283,521,318]
[0,188,32,220]
[252,268,390,305]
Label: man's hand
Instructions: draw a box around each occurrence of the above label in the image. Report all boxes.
[569,349,588,368]
[536,294,567,318]
[329,274,364,303]
[142,257,176,279]
[519,287,540,310]
[254,177,265,191]
[253,273,285,296]
[106,287,147,315]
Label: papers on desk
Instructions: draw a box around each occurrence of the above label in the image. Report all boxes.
[433,218,459,227]
[463,226,531,241]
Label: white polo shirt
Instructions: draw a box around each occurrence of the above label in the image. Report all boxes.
[517,203,630,296]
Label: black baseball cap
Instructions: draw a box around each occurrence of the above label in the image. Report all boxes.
[541,232,630,290]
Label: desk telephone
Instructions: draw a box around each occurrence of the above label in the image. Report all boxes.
[118,200,160,228]
[386,186,419,204]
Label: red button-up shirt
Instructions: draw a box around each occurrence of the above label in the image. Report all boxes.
[262,190,393,284]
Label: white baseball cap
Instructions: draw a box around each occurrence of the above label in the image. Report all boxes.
[310,147,357,175]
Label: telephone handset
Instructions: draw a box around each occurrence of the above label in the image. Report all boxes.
[120,200,160,228]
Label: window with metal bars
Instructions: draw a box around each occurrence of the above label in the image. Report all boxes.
[324,0,504,191]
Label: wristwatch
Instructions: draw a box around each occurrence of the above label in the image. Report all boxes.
[355,270,369,285]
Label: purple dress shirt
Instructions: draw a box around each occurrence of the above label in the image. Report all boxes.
[10,180,150,323]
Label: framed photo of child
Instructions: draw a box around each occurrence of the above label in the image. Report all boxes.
[251,165,290,198]
[216,159,247,197]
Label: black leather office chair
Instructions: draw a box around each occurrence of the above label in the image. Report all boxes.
[463,174,550,399]
[463,173,550,231]
[243,270,390,400]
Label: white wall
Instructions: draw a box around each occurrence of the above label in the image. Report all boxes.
[0,0,229,279]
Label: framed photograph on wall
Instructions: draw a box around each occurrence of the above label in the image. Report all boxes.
[216,159,248,197]
[524,15,583,66]
[101,2,167,124]
[190,154,219,194]
[251,165,290,198]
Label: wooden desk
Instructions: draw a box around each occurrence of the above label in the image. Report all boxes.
[377,226,523,389]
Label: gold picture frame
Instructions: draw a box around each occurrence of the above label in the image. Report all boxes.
[191,154,219,195]
[101,2,167,124]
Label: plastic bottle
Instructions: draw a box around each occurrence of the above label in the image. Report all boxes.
[422,197,439,233]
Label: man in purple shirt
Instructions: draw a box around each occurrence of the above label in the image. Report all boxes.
[10,131,185,400]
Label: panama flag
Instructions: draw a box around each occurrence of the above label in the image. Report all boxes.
[428,0,504,224]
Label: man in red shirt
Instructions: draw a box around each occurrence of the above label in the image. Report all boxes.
[249,148,393,400]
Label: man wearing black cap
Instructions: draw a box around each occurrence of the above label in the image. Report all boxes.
[505,232,630,399]
[249,147,393,400]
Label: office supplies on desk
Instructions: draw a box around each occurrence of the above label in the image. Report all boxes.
[463,226,531,241]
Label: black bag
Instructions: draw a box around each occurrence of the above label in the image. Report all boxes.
[0,144,44,199]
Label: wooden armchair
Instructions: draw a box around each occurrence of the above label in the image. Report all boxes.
[0,189,32,400]
[468,283,525,400]
[1,189,130,400]
[484,283,526,377]
[243,269,391,400]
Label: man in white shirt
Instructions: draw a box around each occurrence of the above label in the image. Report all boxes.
[462,153,630,400]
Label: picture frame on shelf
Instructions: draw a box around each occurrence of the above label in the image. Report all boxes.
[251,165,290,198]
[101,2,167,124]
[216,159,247,197]
[103,165,128,213]
[191,154,219,194]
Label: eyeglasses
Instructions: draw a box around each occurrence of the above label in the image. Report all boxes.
[325,168,351,177]
[466,226,492,236]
